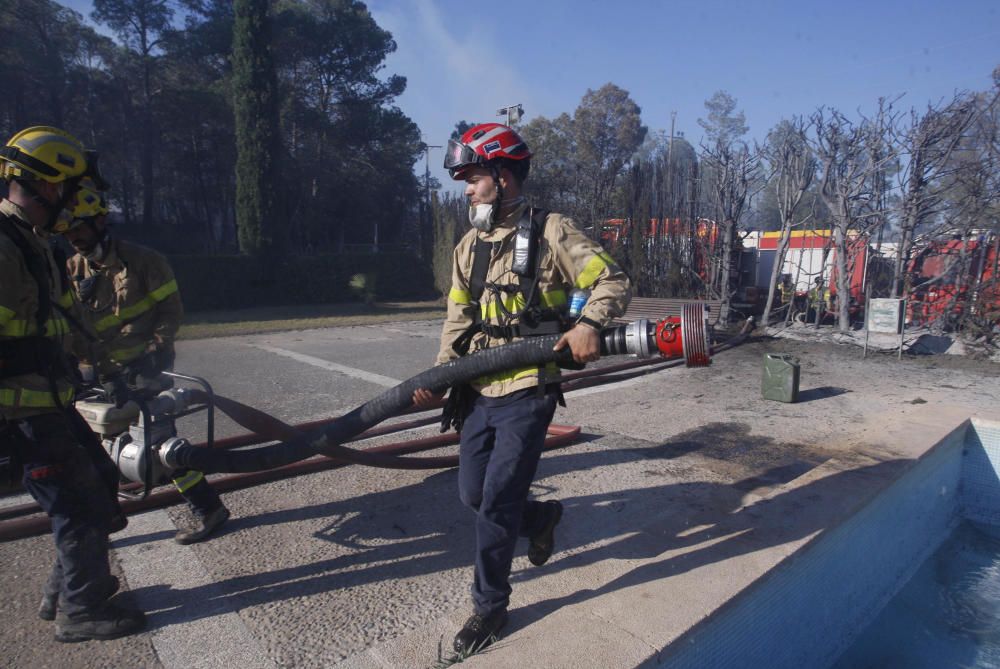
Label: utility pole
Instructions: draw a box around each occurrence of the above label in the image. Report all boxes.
[418,143,441,260]
[667,111,676,217]
[496,103,524,127]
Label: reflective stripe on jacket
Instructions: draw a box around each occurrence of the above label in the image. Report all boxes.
[0,199,79,418]
[67,239,183,375]
[437,204,631,397]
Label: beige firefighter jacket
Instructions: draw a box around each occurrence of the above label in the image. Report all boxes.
[0,199,83,419]
[438,203,631,397]
[67,238,183,377]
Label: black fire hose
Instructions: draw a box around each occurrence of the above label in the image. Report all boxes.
[167,306,721,476]
[168,333,576,474]
[173,318,700,476]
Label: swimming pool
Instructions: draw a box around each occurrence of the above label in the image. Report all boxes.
[831,518,1000,669]
[657,416,1000,669]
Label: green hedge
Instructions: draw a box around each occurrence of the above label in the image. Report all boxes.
[167,252,437,311]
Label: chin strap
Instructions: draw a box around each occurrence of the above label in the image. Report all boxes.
[489,164,503,226]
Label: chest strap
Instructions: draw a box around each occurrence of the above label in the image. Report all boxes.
[452,208,554,356]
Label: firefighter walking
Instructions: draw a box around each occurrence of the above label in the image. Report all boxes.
[0,126,146,642]
[414,123,630,653]
[62,184,230,545]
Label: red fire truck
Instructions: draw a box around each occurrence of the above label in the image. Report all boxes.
[907,233,999,329]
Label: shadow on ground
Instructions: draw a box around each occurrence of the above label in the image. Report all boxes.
[122,422,898,640]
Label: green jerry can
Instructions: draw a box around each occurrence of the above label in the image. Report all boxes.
[762,353,800,403]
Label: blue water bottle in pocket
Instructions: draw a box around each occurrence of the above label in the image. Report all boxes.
[568,288,590,319]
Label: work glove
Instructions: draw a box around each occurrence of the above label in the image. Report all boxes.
[439,384,474,434]
[143,345,176,377]
[125,345,175,383]
[101,375,131,409]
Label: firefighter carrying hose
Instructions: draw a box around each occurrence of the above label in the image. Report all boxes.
[0,126,146,642]
[413,122,630,653]
[61,184,230,545]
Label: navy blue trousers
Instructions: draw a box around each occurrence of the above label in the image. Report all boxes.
[458,386,558,616]
[13,410,120,616]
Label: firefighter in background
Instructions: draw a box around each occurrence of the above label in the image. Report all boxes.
[807,276,832,322]
[62,185,230,545]
[413,123,630,653]
[779,274,794,306]
[0,126,146,642]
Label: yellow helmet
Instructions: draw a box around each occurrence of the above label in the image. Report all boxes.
[54,185,110,235]
[0,126,88,183]
[72,185,109,219]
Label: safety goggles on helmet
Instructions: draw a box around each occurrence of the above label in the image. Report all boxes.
[444,138,485,178]
[443,123,531,180]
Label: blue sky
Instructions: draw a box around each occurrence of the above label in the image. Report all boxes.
[60,0,999,187]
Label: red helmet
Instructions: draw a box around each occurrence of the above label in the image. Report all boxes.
[444,123,531,180]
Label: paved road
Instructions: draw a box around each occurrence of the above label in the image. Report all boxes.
[3,320,998,668]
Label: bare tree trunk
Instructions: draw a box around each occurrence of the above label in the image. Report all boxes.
[892,97,977,297]
[700,140,761,323]
[762,118,814,326]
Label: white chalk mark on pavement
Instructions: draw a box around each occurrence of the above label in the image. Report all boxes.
[249,344,401,387]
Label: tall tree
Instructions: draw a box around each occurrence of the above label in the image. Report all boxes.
[274,0,415,252]
[811,104,897,331]
[572,83,647,236]
[519,113,577,212]
[698,90,749,148]
[232,0,281,255]
[761,117,815,325]
[450,120,476,140]
[701,139,762,321]
[892,95,977,297]
[92,0,172,226]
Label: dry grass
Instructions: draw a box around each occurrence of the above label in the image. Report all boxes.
[177,300,445,340]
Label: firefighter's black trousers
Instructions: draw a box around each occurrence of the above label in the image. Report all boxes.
[457,385,559,616]
[11,410,120,616]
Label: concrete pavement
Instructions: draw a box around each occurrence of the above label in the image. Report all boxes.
[2,320,998,668]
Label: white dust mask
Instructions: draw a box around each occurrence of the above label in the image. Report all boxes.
[468,203,496,232]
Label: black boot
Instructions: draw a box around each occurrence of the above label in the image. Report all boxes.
[54,602,146,642]
[174,505,230,545]
[528,500,563,566]
[453,609,508,654]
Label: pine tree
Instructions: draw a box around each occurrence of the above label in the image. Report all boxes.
[232,0,280,256]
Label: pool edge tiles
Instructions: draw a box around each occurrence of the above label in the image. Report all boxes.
[656,413,978,669]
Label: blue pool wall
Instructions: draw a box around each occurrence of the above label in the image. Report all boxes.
[657,419,997,669]
[960,419,1000,526]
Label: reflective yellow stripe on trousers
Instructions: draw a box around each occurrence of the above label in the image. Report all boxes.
[173,469,205,492]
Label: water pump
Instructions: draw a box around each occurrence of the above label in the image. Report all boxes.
[75,372,215,496]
